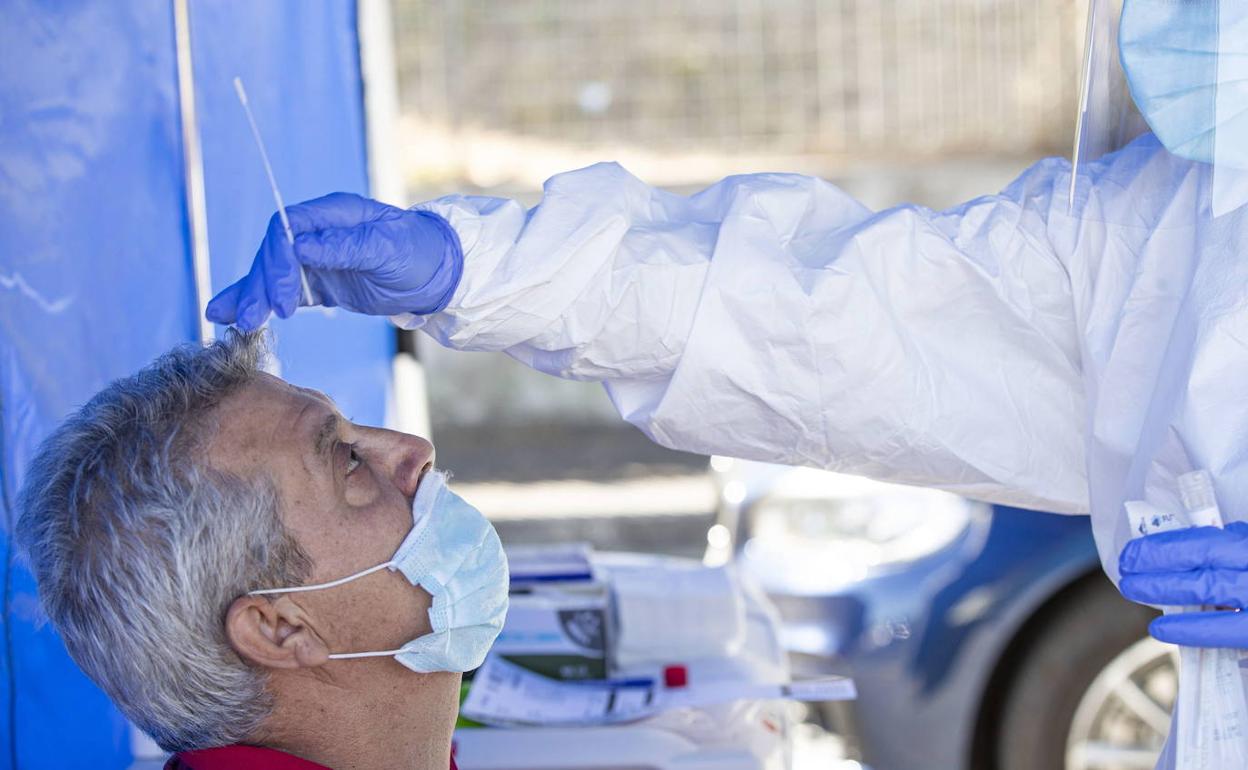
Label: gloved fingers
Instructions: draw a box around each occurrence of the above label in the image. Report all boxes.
[1120,567,1248,609]
[292,207,421,273]
[1120,521,1248,574]
[1149,609,1248,649]
[216,224,290,330]
[235,252,280,330]
[212,195,394,328]
[268,261,306,319]
[256,214,310,319]
[284,192,399,234]
[205,279,245,325]
[221,269,273,331]
[292,226,377,272]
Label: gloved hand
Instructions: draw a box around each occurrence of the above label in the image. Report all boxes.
[205,192,463,330]
[1119,522,1248,648]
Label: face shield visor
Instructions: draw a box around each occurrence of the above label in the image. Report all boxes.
[1070,0,1248,221]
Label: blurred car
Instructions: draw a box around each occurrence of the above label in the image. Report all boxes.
[704,458,1174,770]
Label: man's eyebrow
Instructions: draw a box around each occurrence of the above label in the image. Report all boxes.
[312,412,340,462]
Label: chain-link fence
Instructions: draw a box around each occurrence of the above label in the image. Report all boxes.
[395,0,1086,161]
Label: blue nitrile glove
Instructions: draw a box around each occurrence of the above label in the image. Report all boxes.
[206,192,463,330]
[1119,522,1248,648]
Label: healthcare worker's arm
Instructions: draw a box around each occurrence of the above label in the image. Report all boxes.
[401,160,1088,513]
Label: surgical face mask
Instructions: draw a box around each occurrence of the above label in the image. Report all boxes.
[250,470,509,673]
[1119,0,1248,168]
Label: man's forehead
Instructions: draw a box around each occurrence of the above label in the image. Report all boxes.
[291,382,336,408]
[235,373,335,409]
[208,374,338,464]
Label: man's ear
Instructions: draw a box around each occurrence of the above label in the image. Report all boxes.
[226,595,331,669]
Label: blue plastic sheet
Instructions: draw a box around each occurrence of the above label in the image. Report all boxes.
[0,2,191,766]
[0,1,389,765]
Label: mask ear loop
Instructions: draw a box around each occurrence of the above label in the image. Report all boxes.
[248,561,397,596]
[246,562,409,661]
[325,648,408,660]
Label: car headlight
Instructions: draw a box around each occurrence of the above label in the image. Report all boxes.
[741,468,982,590]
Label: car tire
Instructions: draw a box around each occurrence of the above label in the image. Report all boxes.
[992,575,1158,770]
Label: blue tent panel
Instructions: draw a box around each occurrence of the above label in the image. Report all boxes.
[0,1,390,766]
[0,2,195,767]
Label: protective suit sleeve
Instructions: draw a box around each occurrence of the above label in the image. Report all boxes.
[397,160,1089,513]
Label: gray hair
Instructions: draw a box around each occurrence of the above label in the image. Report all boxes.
[16,329,312,752]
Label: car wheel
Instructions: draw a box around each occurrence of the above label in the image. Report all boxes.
[993,577,1172,770]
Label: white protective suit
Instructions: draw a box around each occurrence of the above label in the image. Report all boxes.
[398,134,1248,578]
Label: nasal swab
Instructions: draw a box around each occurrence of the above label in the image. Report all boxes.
[233,76,314,306]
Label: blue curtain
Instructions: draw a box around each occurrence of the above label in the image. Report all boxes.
[0,1,390,765]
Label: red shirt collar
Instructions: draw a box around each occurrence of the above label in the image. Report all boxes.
[166,744,457,770]
[166,745,330,770]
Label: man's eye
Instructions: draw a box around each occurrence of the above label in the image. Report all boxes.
[346,444,362,474]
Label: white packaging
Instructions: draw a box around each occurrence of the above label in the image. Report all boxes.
[610,562,746,668]
[492,581,611,681]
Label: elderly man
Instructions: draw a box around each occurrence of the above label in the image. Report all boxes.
[17,330,507,770]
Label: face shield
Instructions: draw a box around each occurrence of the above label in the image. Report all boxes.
[1070,0,1248,220]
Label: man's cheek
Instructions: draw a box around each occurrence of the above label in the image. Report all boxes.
[344,474,382,508]
[369,583,433,648]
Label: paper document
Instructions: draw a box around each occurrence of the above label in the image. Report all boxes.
[461,654,857,727]
[462,655,657,726]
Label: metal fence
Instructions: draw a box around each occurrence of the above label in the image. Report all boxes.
[394,0,1086,160]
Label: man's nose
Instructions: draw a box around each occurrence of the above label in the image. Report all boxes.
[362,427,434,499]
